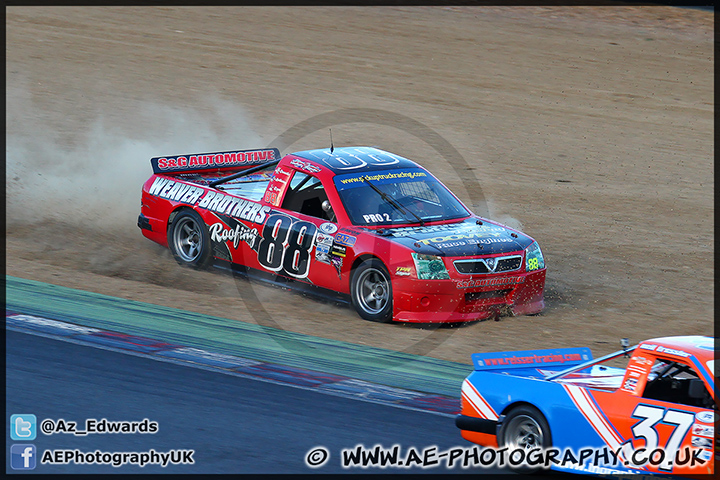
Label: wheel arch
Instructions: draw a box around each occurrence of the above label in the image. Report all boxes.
[350,253,384,272]
[349,253,386,290]
[498,400,553,444]
[167,205,201,233]
[500,400,545,418]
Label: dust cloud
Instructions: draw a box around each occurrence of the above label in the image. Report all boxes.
[6,87,262,232]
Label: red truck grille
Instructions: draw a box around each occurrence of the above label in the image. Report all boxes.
[454,255,522,275]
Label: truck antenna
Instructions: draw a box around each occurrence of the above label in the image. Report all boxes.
[329,129,334,153]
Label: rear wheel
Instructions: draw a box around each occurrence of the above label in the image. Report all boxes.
[167,209,212,269]
[498,405,552,473]
[350,259,393,322]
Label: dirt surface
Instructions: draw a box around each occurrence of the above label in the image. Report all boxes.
[6,6,714,364]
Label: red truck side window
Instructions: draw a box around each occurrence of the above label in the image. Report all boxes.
[281,171,335,221]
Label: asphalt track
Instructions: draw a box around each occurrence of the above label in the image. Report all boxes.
[7,330,498,474]
[5,276,469,399]
[5,277,580,477]
[5,276,497,474]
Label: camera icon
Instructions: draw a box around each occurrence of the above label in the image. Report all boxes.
[10,414,37,440]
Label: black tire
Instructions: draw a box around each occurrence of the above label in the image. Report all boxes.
[167,209,213,269]
[498,405,552,473]
[350,259,393,322]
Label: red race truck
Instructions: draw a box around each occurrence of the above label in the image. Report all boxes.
[138,146,546,323]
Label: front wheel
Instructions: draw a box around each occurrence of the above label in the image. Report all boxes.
[350,259,393,322]
[498,405,552,473]
[167,209,212,269]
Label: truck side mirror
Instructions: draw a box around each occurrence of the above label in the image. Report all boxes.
[322,200,335,222]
